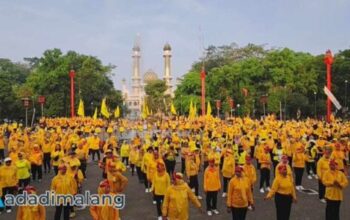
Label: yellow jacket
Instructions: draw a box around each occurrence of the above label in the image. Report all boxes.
[0,165,18,187]
[162,182,201,220]
[266,176,296,200]
[129,149,138,164]
[16,159,31,180]
[185,159,199,177]
[323,170,348,201]
[88,137,100,150]
[51,150,65,166]
[120,144,130,157]
[90,204,119,220]
[151,172,170,196]
[243,164,257,186]
[16,205,46,220]
[317,156,330,180]
[259,153,271,169]
[227,176,253,208]
[204,166,221,192]
[222,156,235,178]
[292,152,308,168]
[29,151,43,166]
[51,173,77,195]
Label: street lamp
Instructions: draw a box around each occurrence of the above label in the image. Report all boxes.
[236,104,240,117]
[345,80,348,111]
[91,101,94,115]
[314,91,317,118]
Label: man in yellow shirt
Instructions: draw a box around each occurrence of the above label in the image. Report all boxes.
[16,152,31,190]
[204,159,221,216]
[0,157,18,213]
[88,132,101,161]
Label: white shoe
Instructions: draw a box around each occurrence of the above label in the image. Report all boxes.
[320,199,326,203]
[296,186,300,190]
[145,188,149,193]
[191,188,195,192]
[158,217,162,220]
[197,195,202,200]
[260,188,265,193]
[222,193,227,197]
[207,211,212,216]
[266,187,271,192]
[314,175,318,179]
[153,200,156,205]
[299,186,305,190]
[308,175,312,179]
[248,205,253,210]
[6,209,11,213]
[212,209,219,215]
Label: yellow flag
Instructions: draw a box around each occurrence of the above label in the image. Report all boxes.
[206,101,212,116]
[100,98,110,118]
[93,107,98,119]
[77,99,85,117]
[114,106,120,118]
[141,103,147,119]
[193,103,197,117]
[170,102,177,115]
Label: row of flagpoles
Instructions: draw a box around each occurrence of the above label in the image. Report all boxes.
[77,98,120,119]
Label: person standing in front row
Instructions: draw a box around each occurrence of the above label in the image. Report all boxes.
[316,146,332,203]
[204,159,221,216]
[322,159,348,220]
[265,164,297,220]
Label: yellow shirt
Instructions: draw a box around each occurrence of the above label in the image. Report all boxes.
[243,164,257,186]
[51,173,77,196]
[88,137,100,150]
[151,172,171,196]
[222,156,235,178]
[292,152,307,168]
[227,176,253,208]
[317,156,330,180]
[0,165,18,187]
[266,176,296,200]
[204,166,221,191]
[186,159,199,177]
[323,170,348,201]
[16,205,46,220]
[16,159,31,180]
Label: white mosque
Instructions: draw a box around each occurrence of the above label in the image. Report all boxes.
[121,42,173,117]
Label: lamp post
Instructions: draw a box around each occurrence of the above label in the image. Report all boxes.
[345,80,348,111]
[21,97,30,127]
[215,100,221,117]
[91,101,94,115]
[69,70,76,118]
[229,98,234,118]
[324,50,334,123]
[314,92,317,119]
[38,96,45,117]
[236,104,240,117]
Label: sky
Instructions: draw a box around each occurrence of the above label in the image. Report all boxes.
[0,0,349,90]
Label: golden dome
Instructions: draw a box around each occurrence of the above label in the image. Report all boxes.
[163,43,171,51]
[143,69,158,84]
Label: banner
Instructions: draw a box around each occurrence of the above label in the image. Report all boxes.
[324,86,342,110]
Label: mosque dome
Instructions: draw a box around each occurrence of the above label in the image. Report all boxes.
[143,69,158,84]
[163,43,171,51]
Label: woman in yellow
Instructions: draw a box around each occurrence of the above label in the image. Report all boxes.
[51,143,65,175]
[221,149,235,198]
[42,138,52,174]
[259,146,271,193]
[150,162,170,220]
[16,152,31,190]
[141,147,154,193]
[120,141,130,167]
[317,146,332,203]
[162,172,202,220]
[226,166,254,220]
[29,144,43,182]
[204,159,221,216]
[243,155,257,194]
[265,164,296,220]
[16,186,46,220]
[323,159,348,220]
[90,180,119,220]
[292,146,308,190]
[0,157,18,213]
[128,145,138,176]
[186,153,201,199]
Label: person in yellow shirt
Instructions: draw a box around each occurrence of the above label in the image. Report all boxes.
[150,162,170,220]
[181,141,190,174]
[323,159,348,220]
[226,166,254,220]
[317,146,332,203]
[16,186,46,220]
[204,159,221,216]
[243,155,257,195]
[51,143,65,175]
[142,147,154,193]
[75,142,89,179]
[0,157,18,213]
[292,146,308,190]
[51,164,77,220]
[186,153,201,199]
[164,145,177,177]
[162,172,202,220]
[29,145,43,182]
[0,132,5,160]
[16,152,31,190]
[265,165,297,220]
[128,145,138,176]
[120,141,130,167]
[88,132,101,161]
[42,138,52,173]
[259,147,271,193]
[221,149,235,198]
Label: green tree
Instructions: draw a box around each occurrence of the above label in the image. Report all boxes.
[144,79,171,113]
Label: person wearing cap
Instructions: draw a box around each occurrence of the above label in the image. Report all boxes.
[16,186,46,220]
[51,143,65,175]
[265,164,296,220]
[204,158,221,216]
[186,152,201,199]
[322,159,348,220]
[150,162,170,220]
[331,143,346,172]
[162,172,202,220]
[29,144,43,182]
[106,164,128,194]
[88,132,101,161]
[243,155,257,194]
[317,146,332,203]
[227,166,254,220]
[258,146,271,193]
[222,148,235,198]
[147,151,164,204]
[51,164,77,220]
[90,180,119,220]
[0,157,18,213]
[16,152,31,190]
[292,146,308,190]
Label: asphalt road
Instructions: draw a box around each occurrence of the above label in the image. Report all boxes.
[3,158,350,220]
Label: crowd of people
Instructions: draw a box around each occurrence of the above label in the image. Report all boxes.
[0,115,349,220]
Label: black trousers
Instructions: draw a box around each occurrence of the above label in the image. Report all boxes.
[142,171,149,189]
[79,159,87,178]
[231,207,247,220]
[54,204,71,220]
[2,186,17,210]
[31,164,42,180]
[306,162,316,175]
[203,161,209,171]
[223,177,230,193]
[275,193,292,220]
[43,153,51,172]
[181,158,186,174]
[326,199,341,220]
[294,167,304,186]
[189,175,199,196]
[154,194,164,217]
[90,149,100,161]
[130,164,135,175]
[318,180,325,199]
[18,177,31,189]
[53,166,58,175]
[0,149,5,160]
[206,191,218,211]
[259,168,270,188]
[122,157,129,166]
[136,166,143,182]
[165,160,176,177]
